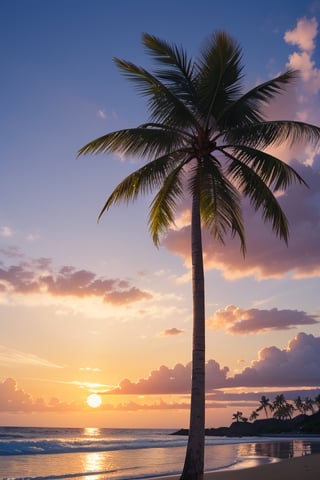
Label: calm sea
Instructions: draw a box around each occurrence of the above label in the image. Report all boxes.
[1,426,320,480]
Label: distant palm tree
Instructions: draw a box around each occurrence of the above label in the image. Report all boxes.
[304,397,315,415]
[232,411,244,423]
[256,395,272,418]
[249,410,259,422]
[273,402,295,420]
[314,394,320,412]
[272,394,296,420]
[294,395,305,414]
[273,394,286,408]
[78,31,320,480]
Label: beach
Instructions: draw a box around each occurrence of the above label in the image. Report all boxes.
[1,427,320,479]
[153,453,320,480]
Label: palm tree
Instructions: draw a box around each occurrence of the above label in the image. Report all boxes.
[249,410,259,422]
[273,394,287,411]
[78,32,320,480]
[294,395,305,414]
[304,396,315,415]
[273,403,295,420]
[256,395,272,418]
[314,394,320,412]
[272,394,295,420]
[232,411,243,423]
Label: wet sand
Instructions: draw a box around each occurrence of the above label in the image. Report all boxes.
[151,453,320,480]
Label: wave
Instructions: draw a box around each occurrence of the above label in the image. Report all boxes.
[0,436,190,456]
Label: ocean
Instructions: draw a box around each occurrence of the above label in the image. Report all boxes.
[1,426,320,480]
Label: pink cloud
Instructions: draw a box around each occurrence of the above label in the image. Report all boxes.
[106,360,230,395]
[285,17,320,100]
[163,162,320,280]
[284,17,318,52]
[207,305,319,334]
[0,378,79,413]
[1,333,319,413]
[0,255,152,305]
[105,333,320,394]
[230,332,320,387]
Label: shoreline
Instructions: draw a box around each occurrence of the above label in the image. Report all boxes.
[148,453,320,480]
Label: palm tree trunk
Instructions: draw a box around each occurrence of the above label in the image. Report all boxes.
[180,191,205,480]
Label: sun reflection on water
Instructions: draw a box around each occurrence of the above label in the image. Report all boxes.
[83,451,106,480]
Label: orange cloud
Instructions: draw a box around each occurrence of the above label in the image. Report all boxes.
[0,378,77,412]
[160,328,185,336]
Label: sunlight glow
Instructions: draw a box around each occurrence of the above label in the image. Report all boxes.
[87,394,102,408]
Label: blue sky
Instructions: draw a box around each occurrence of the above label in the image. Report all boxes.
[0,0,320,428]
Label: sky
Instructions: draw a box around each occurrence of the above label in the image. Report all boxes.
[0,0,320,429]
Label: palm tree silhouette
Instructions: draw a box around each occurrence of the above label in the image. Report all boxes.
[256,395,272,418]
[294,395,305,414]
[78,32,320,480]
[232,411,244,422]
[249,410,259,422]
[314,394,320,412]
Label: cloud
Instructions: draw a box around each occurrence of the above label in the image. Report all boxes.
[285,17,320,96]
[0,255,152,306]
[97,109,107,119]
[207,305,319,334]
[79,367,102,372]
[161,17,320,281]
[163,162,320,280]
[230,332,320,387]
[160,328,185,336]
[0,226,13,238]
[0,378,76,412]
[104,333,320,394]
[284,17,318,52]
[106,359,229,395]
[0,345,63,368]
[1,333,319,413]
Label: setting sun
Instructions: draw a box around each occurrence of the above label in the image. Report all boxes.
[87,394,102,408]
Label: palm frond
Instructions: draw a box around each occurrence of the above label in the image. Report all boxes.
[228,145,308,190]
[97,153,183,220]
[149,162,187,245]
[217,70,298,128]
[196,32,243,126]
[114,58,197,129]
[225,152,290,242]
[77,127,183,158]
[188,157,246,253]
[225,120,320,149]
[142,33,195,100]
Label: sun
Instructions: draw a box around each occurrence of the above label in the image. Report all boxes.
[87,393,102,408]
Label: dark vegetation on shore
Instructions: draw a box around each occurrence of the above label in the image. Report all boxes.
[173,411,320,437]
[173,394,320,436]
